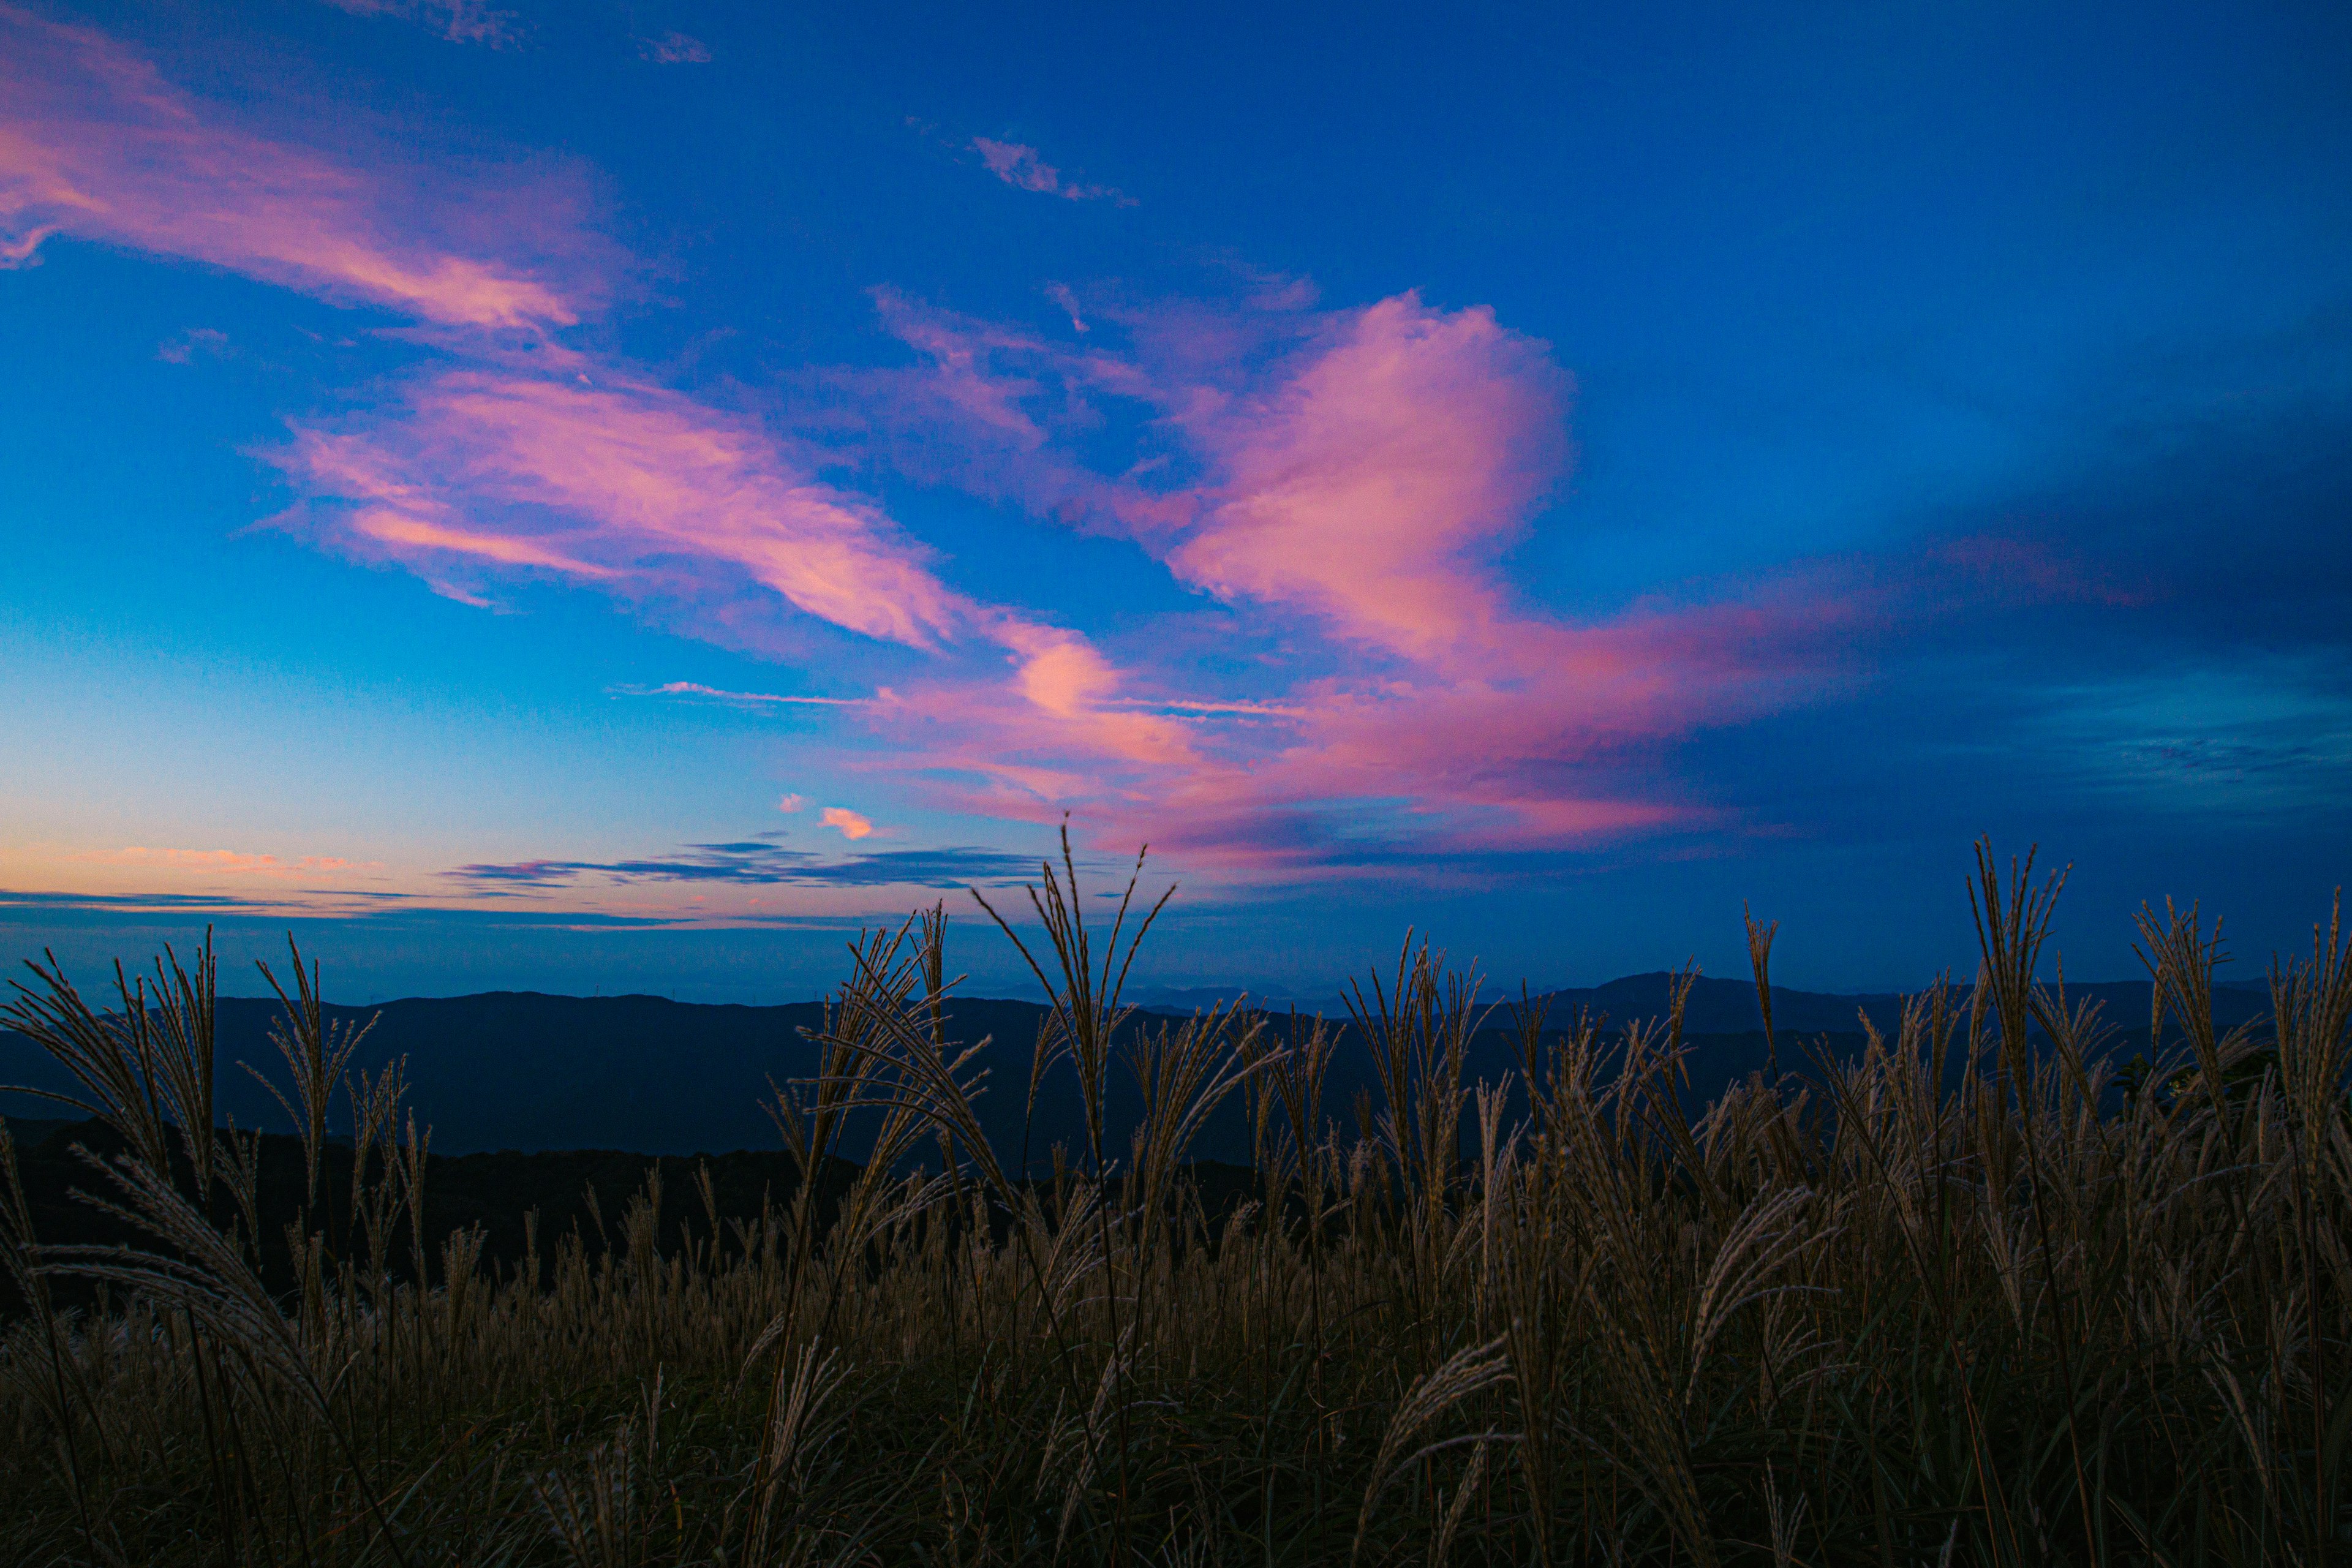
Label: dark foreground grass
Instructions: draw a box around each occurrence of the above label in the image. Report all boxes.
[2,836,2349,1566]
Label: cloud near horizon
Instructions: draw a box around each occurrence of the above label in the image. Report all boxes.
[104,846,384,878]
[444,842,1036,891]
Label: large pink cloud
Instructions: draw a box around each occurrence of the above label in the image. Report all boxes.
[826,287,1945,864]
[0,5,586,328]
[1166,295,1569,666]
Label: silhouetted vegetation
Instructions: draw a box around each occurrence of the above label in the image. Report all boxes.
[1,835,2347,1564]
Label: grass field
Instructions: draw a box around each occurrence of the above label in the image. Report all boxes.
[2,838,2348,1566]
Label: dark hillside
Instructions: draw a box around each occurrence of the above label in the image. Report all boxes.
[0,1116,1266,1317]
[2,978,2257,1161]
[0,1115,851,1314]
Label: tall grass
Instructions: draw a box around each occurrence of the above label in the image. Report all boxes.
[1,834,2348,1565]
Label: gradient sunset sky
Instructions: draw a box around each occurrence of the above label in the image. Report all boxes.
[3,0,2348,1000]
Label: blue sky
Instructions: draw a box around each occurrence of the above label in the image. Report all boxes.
[2,0,2348,1000]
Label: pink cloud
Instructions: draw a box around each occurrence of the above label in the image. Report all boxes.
[276,363,1176,786]
[864,285,1104,450]
[0,6,586,328]
[7,18,1142,782]
[880,621,1204,788]
[820,807,874,840]
[350,507,622,579]
[862,289,1567,665]
[777,793,807,813]
[1165,295,1568,665]
[970,137,1126,203]
[972,138,1063,194]
[276,368,973,647]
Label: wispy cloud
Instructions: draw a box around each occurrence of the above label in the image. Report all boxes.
[273,368,1160,776]
[637,30,711,64]
[971,137,1128,203]
[318,0,521,48]
[0,7,589,327]
[273,369,974,646]
[858,287,1570,666]
[1044,282,1088,333]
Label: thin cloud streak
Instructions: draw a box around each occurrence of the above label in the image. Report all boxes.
[619,682,860,708]
[443,842,1037,890]
[111,847,381,876]
[0,888,304,912]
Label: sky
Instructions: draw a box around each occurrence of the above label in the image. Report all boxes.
[2,0,2348,1001]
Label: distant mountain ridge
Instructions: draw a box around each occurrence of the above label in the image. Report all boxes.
[1144,971,2269,1037]
[1,976,2271,1159]
[1515,971,2270,1038]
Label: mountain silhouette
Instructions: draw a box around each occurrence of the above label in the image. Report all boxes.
[1,976,2271,1160]
[1517,971,2269,1038]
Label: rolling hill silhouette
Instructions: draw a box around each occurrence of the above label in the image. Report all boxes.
[1,976,2271,1160]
